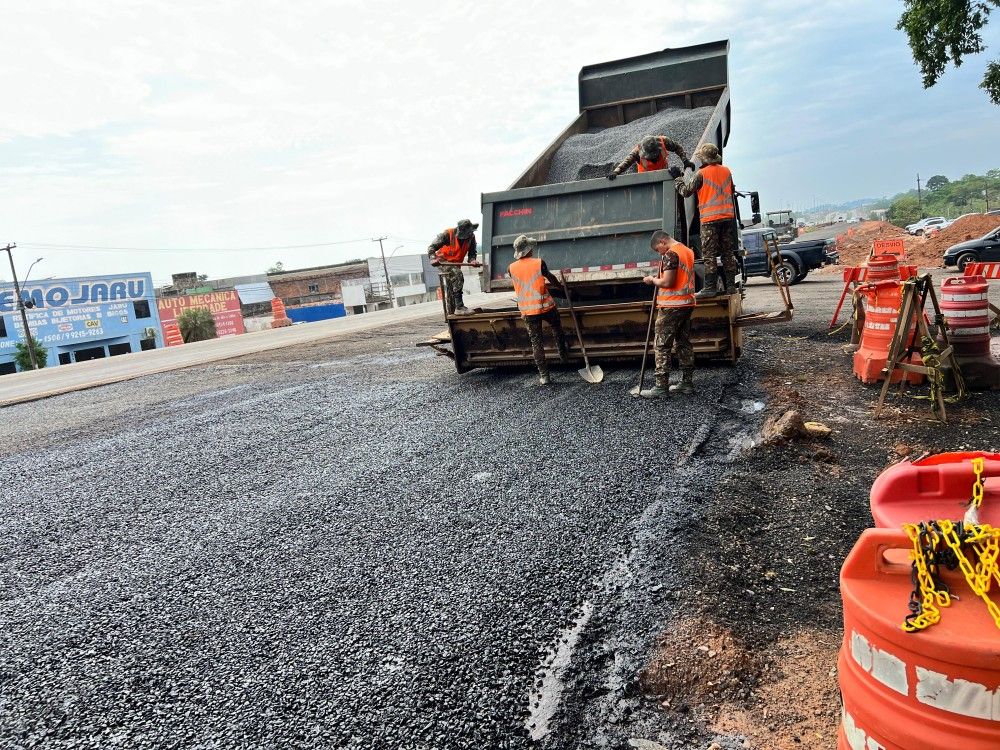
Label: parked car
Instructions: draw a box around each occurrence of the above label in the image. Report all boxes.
[943,225,1000,270]
[740,227,839,285]
[905,216,948,235]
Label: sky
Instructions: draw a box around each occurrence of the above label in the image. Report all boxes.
[1,0,997,284]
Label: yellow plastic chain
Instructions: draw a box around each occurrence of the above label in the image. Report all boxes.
[902,523,948,632]
[937,520,1000,630]
[971,457,985,509]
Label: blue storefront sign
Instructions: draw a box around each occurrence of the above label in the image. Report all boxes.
[0,273,162,373]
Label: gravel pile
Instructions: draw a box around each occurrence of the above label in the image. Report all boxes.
[545,106,715,184]
[0,333,746,749]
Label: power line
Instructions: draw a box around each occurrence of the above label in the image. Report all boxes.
[17,238,379,254]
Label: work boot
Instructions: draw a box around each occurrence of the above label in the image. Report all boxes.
[669,374,695,394]
[455,306,471,315]
[695,273,719,299]
[558,342,570,365]
[723,284,738,296]
[538,373,552,386]
[639,385,669,399]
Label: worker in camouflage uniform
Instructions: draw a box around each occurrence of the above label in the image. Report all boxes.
[429,219,480,314]
[508,235,569,385]
[607,135,695,179]
[674,143,739,298]
[638,230,696,398]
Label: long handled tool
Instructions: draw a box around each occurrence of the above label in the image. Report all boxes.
[629,258,665,397]
[560,271,604,384]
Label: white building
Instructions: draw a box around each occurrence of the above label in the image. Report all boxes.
[341,254,483,313]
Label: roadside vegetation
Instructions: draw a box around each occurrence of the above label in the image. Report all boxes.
[886,168,999,226]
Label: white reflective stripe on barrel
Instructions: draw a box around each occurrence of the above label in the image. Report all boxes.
[867,306,898,315]
[942,292,989,302]
[945,309,990,318]
[865,322,891,330]
[948,326,991,336]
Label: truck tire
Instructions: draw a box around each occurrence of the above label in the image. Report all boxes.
[775,260,800,286]
[796,269,809,283]
[957,251,979,272]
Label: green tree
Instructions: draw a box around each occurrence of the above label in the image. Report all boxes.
[897,0,1000,105]
[13,339,48,371]
[926,174,950,191]
[177,308,217,343]
[267,261,285,273]
[887,195,923,227]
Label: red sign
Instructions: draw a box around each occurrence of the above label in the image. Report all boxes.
[157,290,246,346]
[500,207,533,218]
[872,238,906,258]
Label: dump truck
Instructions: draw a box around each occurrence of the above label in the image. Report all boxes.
[421,40,791,373]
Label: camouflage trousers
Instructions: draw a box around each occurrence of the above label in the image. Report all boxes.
[523,308,569,376]
[701,218,739,291]
[440,266,465,313]
[654,307,694,387]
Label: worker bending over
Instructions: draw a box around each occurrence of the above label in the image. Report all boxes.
[429,219,481,314]
[508,235,569,385]
[675,143,739,298]
[639,230,696,399]
[608,135,695,180]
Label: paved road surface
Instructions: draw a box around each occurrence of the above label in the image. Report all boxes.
[0,284,772,749]
[0,293,502,407]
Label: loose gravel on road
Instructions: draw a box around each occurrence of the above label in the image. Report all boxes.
[0,315,760,750]
[545,106,714,184]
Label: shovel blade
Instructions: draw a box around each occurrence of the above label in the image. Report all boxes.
[578,364,604,384]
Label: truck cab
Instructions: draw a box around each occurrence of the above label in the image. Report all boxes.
[765,210,797,242]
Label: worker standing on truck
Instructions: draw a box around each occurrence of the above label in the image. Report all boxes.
[607,135,695,179]
[508,235,569,385]
[638,230,696,399]
[675,143,739,298]
[429,219,480,314]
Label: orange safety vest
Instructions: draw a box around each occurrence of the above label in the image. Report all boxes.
[636,136,670,173]
[656,243,696,309]
[508,257,556,316]
[436,228,473,263]
[696,163,735,223]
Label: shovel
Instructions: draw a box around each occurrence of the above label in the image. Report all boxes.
[629,258,665,397]
[560,271,604,384]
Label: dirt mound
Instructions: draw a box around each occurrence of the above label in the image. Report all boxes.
[822,216,1000,270]
[711,629,841,750]
[829,221,908,268]
[639,616,762,711]
[920,214,1000,255]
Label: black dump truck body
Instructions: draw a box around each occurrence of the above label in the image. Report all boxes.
[421,41,792,373]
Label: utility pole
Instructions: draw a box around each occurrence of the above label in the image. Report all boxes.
[2,243,38,370]
[916,173,923,217]
[985,176,991,212]
[372,236,394,308]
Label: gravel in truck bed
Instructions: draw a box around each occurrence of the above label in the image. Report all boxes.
[544,106,715,184]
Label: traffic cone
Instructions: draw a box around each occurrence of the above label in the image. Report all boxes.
[271,297,292,328]
[163,321,184,346]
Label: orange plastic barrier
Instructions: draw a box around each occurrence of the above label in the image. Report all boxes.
[853,280,923,384]
[163,321,184,347]
[965,262,1000,280]
[870,452,1000,527]
[839,528,1000,749]
[270,297,292,328]
[872,238,907,260]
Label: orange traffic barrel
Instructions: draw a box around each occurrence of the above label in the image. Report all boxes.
[853,281,923,384]
[898,264,918,281]
[865,255,900,282]
[940,276,991,358]
[839,528,1000,749]
[270,297,292,328]
[870,451,1000,527]
[938,275,1000,389]
[163,321,184,346]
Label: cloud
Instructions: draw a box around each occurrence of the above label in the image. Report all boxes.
[1,0,996,281]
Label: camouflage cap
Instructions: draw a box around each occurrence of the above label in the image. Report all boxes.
[456,219,479,239]
[640,136,661,158]
[513,234,537,259]
[694,143,722,164]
